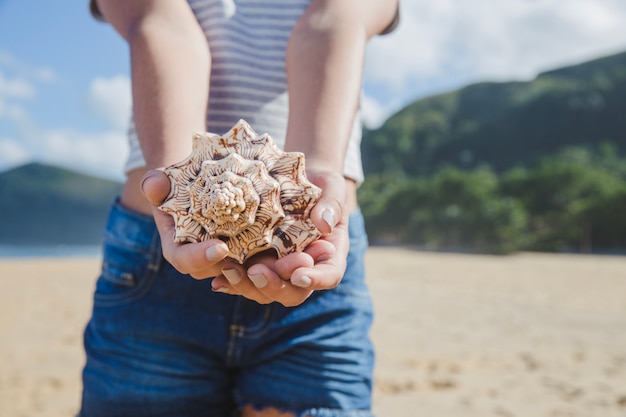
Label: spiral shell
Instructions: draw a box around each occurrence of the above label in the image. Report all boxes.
[158,119,322,263]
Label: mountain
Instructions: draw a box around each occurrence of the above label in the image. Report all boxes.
[0,163,122,245]
[362,50,626,177]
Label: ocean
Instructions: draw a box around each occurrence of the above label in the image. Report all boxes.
[0,244,102,258]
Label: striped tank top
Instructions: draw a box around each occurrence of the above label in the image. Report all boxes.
[125,0,364,183]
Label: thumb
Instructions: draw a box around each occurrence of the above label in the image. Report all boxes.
[308,170,345,235]
[140,170,172,206]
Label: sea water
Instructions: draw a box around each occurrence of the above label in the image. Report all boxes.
[0,244,102,258]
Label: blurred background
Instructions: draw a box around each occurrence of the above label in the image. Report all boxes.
[1,0,626,254]
[2,3,626,417]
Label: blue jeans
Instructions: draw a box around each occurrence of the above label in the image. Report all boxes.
[80,200,375,417]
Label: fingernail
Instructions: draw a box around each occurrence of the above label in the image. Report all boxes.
[222,268,242,285]
[140,171,157,187]
[206,244,228,261]
[212,285,230,293]
[249,274,268,289]
[292,275,312,288]
[322,209,335,232]
[140,171,160,197]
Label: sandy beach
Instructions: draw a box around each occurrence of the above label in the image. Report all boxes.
[1,248,625,417]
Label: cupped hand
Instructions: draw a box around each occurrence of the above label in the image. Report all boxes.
[210,169,350,307]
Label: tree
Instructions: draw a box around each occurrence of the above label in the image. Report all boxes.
[501,149,623,251]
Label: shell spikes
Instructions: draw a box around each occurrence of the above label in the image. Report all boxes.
[158,119,323,264]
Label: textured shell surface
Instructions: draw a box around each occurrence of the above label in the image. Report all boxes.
[159,119,323,263]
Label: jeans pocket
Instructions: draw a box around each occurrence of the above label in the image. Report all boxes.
[93,236,160,307]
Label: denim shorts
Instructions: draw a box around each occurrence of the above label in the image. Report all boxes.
[80,200,375,417]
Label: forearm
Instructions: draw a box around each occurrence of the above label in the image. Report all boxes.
[284,11,366,174]
[129,25,210,168]
[97,1,210,169]
[284,0,398,175]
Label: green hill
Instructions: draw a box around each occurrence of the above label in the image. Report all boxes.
[0,163,122,245]
[362,50,626,177]
[359,51,626,253]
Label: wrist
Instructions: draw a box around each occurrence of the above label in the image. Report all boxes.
[302,157,344,177]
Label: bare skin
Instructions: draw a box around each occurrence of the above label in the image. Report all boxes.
[95,0,398,414]
[240,405,296,417]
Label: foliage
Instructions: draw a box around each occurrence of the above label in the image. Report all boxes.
[500,148,623,251]
[359,147,626,254]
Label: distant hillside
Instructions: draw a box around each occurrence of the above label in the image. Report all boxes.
[3,51,626,250]
[362,50,626,176]
[0,163,122,245]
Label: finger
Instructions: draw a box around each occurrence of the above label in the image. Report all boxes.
[291,220,349,290]
[272,251,315,280]
[220,263,273,304]
[141,170,171,206]
[148,191,229,277]
[290,261,345,291]
[242,249,312,280]
[246,264,313,307]
[211,274,235,294]
[159,226,229,275]
[151,207,179,243]
[167,240,229,277]
[303,239,336,263]
[307,171,346,235]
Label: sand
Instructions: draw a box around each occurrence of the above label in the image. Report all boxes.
[1,248,625,417]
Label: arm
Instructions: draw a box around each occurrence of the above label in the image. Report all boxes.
[96,0,230,274]
[285,0,398,175]
[281,0,401,290]
[95,0,210,167]
[213,0,399,306]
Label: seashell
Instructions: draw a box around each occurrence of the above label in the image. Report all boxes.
[158,119,323,264]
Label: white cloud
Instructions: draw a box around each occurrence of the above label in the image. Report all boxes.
[360,94,404,130]
[39,129,128,180]
[34,67,56,83]
[0,52,126,180]
[0,71,35,99]
[0,99,127,180]
[363,0,626,123]
[0,137,31,169]
[0,102,35,137]
[88,75,132,130]
[0,123,127,181]
[0,50,57,84]
[560,0,621,34]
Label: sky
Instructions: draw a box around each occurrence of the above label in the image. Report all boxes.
[1,0,626,181]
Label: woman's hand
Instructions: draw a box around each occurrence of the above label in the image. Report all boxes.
[210,169,350,307]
